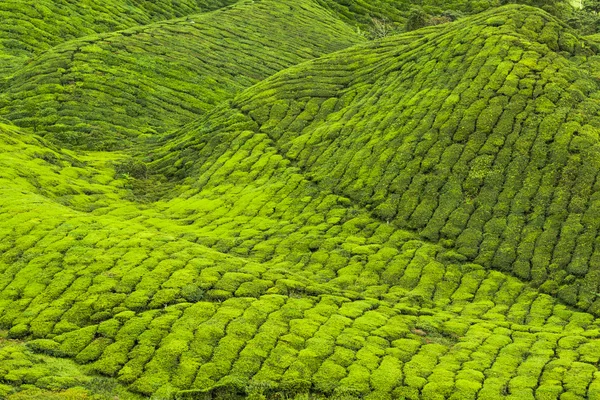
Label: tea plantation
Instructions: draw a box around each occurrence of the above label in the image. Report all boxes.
[0,0,364,150]
[2,0,600,399]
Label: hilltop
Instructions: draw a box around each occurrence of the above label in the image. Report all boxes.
[2,1,600,400]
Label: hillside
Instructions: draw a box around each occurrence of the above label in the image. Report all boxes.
[0,0,246,77]
[0,0,363,150]
[152,4,600,312]
[0,0,571,80]
[2,1,600,400]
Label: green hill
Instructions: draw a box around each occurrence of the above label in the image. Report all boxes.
[4,88,600,399]
[154,3,600,314]
[0,0,572,78]
[0,0,245,77]
[0,0,363,150]
[2,1,600,400]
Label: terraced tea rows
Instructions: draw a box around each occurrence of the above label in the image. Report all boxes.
[154,4,600,315]
[316,0,570,30]
[0,0,244,77]
[5,114,600,399]
[0,0,364,150]
[0,0,573,79]
[1,0,600,399]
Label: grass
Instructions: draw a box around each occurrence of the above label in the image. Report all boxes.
[1,0,600,399]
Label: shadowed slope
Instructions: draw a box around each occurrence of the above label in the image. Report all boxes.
[0,0,364,150]
[0,0,574,78]
[314,0,572,30]
[0,0,241,76]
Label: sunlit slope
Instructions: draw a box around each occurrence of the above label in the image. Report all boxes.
[3,112,600,399]
[0,333,143,400]
[4,2,600,400]
[0,0,241,76]
[0,0,364,150]
[153,4,600,317]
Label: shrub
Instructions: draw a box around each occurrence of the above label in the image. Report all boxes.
[405,8,429,31]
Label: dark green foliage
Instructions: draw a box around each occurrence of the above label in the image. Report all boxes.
[114,159,148,180]
[0,0,241,73]
[584,0,600,13]
[0,0,364,150]
[405,8,429,31]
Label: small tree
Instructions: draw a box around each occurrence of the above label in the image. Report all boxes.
[585,0,600,13]
[405,8,428,32]
[369,17,393,39]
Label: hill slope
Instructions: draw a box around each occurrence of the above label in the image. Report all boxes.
[3,96,600,399]
[0,0,573,78]
[154,4,600,315]
[2,2,600,400]
[0,0,244,77]
[0,0,364,150]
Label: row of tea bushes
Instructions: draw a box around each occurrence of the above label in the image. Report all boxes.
[0,0,240,76]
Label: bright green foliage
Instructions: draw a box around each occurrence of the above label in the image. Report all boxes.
[1,1,600,400]
[0,332,142,399]
[153,3,600,318]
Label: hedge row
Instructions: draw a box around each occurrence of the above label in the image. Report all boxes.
[0,2,599,399]
[2,112,600,398]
